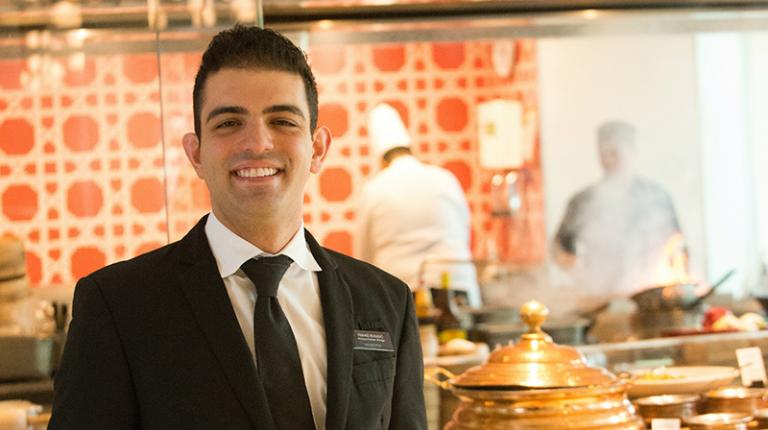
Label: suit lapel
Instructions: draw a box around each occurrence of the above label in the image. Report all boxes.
[175,216,273,428]
[305,230,354,430]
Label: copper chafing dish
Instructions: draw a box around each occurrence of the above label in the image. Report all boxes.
[425,301,644,429]
[702,386,768,415]
[753,408,768,427]
[634,394,699,425]
[684,412,752,430]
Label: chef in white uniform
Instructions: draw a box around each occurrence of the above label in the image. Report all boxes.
[355,103,481,307]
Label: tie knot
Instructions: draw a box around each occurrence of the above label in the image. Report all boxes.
[240,255,294,297]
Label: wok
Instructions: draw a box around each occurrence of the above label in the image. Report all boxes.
[630,269,735,311]
[468,317,591,346]
[462,305,591,345]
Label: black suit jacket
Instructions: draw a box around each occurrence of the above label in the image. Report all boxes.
[49,216,427,429]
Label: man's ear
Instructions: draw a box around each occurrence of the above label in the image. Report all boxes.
[182,132,204,179]
[309,126,332,174]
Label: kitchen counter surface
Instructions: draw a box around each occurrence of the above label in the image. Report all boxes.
[0,378,53,406]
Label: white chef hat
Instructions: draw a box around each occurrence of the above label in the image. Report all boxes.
[367,103,411,159]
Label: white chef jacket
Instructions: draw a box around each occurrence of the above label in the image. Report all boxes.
[355,155,481,306]
[204,212,327,430]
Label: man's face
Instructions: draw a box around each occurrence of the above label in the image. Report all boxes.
[182,68,330,227]
[598,140,633,176]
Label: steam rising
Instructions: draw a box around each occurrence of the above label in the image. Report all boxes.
[547,175,683,315]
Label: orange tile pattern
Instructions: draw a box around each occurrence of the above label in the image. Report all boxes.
[1,52,165,287]
[0,38,544,288]
[304,40,545,264]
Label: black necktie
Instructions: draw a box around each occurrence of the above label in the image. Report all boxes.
[240,255,315,430]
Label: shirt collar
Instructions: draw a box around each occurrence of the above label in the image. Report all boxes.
[205,211,322,278]
[390,154,420,168]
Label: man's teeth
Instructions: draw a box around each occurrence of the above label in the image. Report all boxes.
[236,167,278,178]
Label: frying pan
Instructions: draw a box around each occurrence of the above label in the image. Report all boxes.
[630,269,736,311]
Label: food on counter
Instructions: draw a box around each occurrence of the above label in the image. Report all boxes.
[439,338,477,356]
[702,307,767,331]
[702,306,730,328]
[738,312,767,330]
[711,313,743,331]
[636,368,685,381]
[628,366,740,397]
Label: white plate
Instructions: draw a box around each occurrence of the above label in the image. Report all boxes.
[424,342,490,367]
[627,366,740,398]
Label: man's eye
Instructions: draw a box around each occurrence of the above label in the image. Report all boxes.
[216,120,240,129]
[272,119,298,127]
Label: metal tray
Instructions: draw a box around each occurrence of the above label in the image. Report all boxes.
[0,336,55,381]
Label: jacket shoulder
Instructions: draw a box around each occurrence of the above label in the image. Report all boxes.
[83,241,183,290]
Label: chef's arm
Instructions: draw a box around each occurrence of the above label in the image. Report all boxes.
[552,241,578,269]
[48,277,139,429]
[552,198,581,268]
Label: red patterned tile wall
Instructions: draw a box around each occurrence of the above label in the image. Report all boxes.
[0,37,544,288]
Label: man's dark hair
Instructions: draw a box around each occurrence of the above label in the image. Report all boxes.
[192,25,318,136]
[382,146,412,164]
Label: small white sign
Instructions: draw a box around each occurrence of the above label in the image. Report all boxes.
[651,418,680,430]
[477,99,524,170]
[736,346,767,386]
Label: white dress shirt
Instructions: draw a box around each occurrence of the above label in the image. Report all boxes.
[355,155,481,306]
[205,212,327,430]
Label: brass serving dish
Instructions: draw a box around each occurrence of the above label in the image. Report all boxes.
[703,386,768,415]
[425,301,644,429]
[753,408,768,427]
[684,412,753,430]
[634,394,699,425]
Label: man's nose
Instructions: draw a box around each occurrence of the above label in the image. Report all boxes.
[240,121,274,152]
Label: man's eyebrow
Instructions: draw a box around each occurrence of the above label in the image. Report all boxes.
[205,106,248,124]
[264,104,306,119]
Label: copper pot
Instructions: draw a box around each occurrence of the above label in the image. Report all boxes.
[684,412,752,430]
[703,386,768,415]
[425,301,644,429]
[634,394,699,425]
[753,408,768,427]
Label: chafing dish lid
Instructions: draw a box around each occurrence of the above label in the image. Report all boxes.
[451,301,617,389]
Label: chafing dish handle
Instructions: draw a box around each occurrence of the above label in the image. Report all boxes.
[424,366,456,390]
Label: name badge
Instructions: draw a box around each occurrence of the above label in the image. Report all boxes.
[353,330,394,352]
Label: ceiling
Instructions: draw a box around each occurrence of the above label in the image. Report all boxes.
[2,0,768,33]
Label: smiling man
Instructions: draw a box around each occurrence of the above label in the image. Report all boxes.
[49,26,427,430]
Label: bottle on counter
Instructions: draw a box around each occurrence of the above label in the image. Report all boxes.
[434,271,467,344]
[414,285,439,358]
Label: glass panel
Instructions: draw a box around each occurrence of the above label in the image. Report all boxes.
[275,11,768,321]
[157,30,213,242]
[576,331,768,373]
[0,28,166,289]
[0,2,766,333]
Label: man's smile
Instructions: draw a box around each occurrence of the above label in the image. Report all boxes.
[234,167,281,178]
